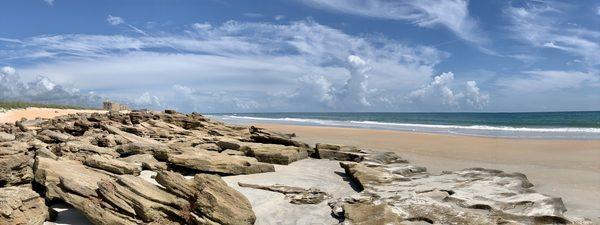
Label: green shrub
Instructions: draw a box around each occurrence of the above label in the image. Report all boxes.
[0,101,94,110]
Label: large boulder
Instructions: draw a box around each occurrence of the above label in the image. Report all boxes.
[33,157,112,201]
[0,141,34,186]
[156,171,256,225]
[96,175,189,224]
[0,187,49,225]
[167,149,275,175]
[241,143,308,165]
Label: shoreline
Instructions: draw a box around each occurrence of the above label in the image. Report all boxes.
[249,123,600,220]
[210,115,600,140]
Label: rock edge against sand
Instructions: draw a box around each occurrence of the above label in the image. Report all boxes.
[0,109,594,224]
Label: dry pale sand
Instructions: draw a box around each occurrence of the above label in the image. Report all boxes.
[256,123,600,220]
[0,107,106,124]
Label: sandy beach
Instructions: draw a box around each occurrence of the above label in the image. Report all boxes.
[1,108,598,223]
[254,123,600,220]
[0,107,106,124]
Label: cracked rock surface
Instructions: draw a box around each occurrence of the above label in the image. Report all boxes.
[238,182,331,204]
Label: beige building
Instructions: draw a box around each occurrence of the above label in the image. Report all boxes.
[102,101,130,111]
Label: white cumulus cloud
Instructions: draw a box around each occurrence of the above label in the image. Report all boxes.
[409,72,489,110]
[1,20,466,112]
[1,66,16,75]
[0,67,102,106]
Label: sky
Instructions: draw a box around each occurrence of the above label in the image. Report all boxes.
[0,0,599,113]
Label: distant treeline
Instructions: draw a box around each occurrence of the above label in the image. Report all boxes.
[0,101,92,110]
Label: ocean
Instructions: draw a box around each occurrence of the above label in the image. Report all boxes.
[207,111,600,140]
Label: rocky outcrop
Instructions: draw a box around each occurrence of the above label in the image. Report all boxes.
[0,141,34,186]
[241,143,308,165]
[0,132,15,142]
[168,149,275,175]
[315,143,364,161]
[33,157,113,201]
[156,171,256,225]
[331,151,586,225]
[84,155,141,175]
[238,182,330,204]
[35,156,250,225]
[56,141,119,161]
[249,126,309,148]
[0,187,49,225]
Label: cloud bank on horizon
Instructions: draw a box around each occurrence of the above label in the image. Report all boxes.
[0,0,598,112]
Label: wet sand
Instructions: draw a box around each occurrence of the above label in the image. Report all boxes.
[255,123,600,220]
[0,107,106,124]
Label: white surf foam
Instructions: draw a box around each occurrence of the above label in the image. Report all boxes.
[209,115,600,139]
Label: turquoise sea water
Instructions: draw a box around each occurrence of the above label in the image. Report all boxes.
[208,111,600,140]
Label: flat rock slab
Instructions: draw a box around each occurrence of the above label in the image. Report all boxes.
[223,158,358,225]
[168,149,275,175]
[241,143,309,165]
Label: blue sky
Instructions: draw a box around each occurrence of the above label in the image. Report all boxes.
[0,0,598,112]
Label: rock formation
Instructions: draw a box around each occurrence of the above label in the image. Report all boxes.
[0,187,49,225]
[0,110,594,225]
[327,145,592,225]
[0,110,300,224]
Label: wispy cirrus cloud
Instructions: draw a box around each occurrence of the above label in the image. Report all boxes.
[504,1,600,66]
[497,70,600,93]
[297,0,483,43]
[106,15,148,36]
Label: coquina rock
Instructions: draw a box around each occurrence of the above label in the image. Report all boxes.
[240,143,308,165]
[332,152,591,225]
[84,155,142,175]
[248,126,308,148]
[167,149,275,175]
[156,171,256,225]
[0,186,49,225]
[0,132,16,142]
[0,141,34,186]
